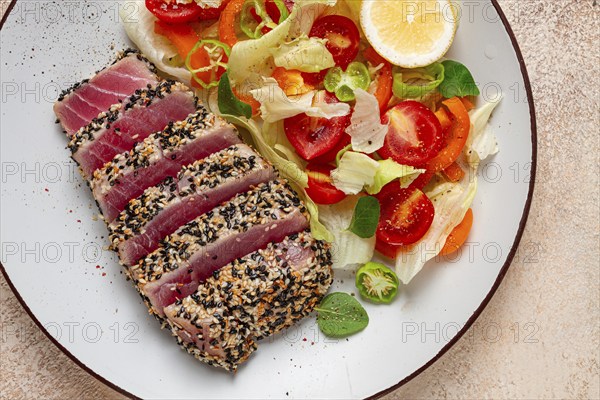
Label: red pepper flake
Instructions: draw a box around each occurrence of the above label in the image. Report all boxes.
[69,210,73,213]
[101,272,106,277]
[44,188,49,192]
[95,265,101,269]
[76,219,81,223]
[302,338,307,342]
[311,342,315,345]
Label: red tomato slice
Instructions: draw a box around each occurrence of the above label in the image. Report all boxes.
[379,101,444,167]
[146,0,224,23]
[377,187,435,246]
[375,239,401,259]
[408,170,434,190]
[312,132,351,164]
[284,92,350,160]
[309,15,360,69]
[306,163,346,205]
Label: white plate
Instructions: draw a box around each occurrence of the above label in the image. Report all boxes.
[0,1,536,398]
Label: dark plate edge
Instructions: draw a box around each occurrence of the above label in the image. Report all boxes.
[0,0,537,399]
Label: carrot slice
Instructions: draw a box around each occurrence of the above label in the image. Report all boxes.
[154,21,212,85]
[440,208,473,256]
[219,0,245,47]
[442,162,465,182]
[425,97,470,173]
[363,47,393,112]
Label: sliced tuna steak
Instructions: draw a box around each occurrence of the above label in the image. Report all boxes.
[91,109,241,222]
[54,49,159,136]
[109,144,275,266]
[164,231,333,371]
[69,81,197,178]
[129,179,309,317]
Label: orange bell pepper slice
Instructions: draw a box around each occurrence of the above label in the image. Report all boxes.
[271,67,314,96]
[442,162,465,182]
[440,208,473,256]
[363,47,393,112]
[425,97,470,173]
[219,0,245,47]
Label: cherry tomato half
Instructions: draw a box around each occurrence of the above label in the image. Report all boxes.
[309,15,360,70]
[305,163,346,205]
[377,187,435,246]
[379,101,444,167]
[312,132,351,164]
[284,92,350,160]
[146,0,225,23]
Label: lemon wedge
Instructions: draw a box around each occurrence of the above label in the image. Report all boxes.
[360,0,457,68]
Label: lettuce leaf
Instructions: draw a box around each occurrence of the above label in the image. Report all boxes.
[271,36,335,73]
[250,79,349,122]
[120,1,192,83]
[465,97,502,166]
[394,167,478,284]
[346,89,389,153]
[318,196,376,269]
[331,151,380,195]
[366,159,423,195]
[227,0,336,88]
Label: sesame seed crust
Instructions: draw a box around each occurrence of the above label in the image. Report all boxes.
[107,144,271,247]
[129,179,308,286]
[165,230,333,371]
[68,81,196,154]
[90,106,232,192]
[56,49,159,103]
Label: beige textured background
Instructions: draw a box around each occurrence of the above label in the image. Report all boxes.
[1,0,599,399]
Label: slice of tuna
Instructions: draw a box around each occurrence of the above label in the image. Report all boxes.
[164,231,333,371]
[129,179,309,317]
[91,109,241,222]
[108,144,275,266]
[54,49,160,136]
[69,81,197,178]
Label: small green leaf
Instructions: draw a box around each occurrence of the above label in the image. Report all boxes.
[315,292,369,338]
[347,196,380,238]
[438,60,480,98]
[218,71,252,119]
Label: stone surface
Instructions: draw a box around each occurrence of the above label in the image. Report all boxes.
[1,0,599,399]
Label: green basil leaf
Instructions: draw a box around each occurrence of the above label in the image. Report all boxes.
[315,292,369,338]
[347,196,380,238]
[439,60,480,98]
[218,71,252,119]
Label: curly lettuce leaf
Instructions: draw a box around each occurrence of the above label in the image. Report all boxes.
[346,89,388,153]
[250,79,349,122]
[366,159,423,195]
[331,151,380,195]
[271,36,335,73]
[318,196,376,269]
[465,96,502,166]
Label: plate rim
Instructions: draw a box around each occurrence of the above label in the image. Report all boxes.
[0,1,537,398]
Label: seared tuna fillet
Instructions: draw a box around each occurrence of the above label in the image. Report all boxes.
[69,81,197,178]
[91,109,241,222]
[164,231,333,371]
[54,49,159,136]
[129,180,309,317]
[109,144,275,266]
